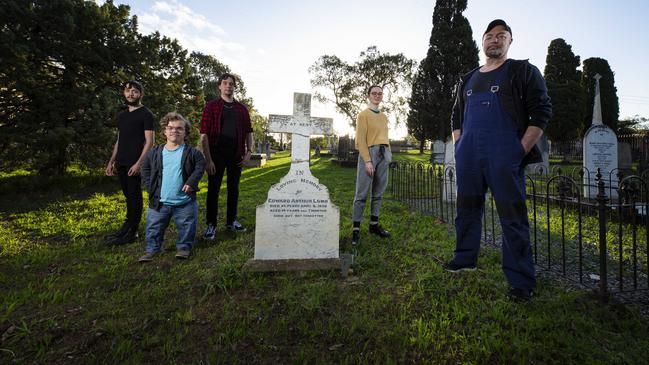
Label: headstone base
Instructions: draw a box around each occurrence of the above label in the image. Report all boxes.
[243,257,347,273]
[243,153,267,167]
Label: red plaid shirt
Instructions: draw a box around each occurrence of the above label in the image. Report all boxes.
[199,98,253,161]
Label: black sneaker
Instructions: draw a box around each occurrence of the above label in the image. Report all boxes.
[369,224,391,238]
[441,260,477,273]
[507,287,533,302]
[351,230,360,245]
[225,220,247,233]
[203,224,216,240]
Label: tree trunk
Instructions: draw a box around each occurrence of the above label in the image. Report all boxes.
[419,139,425,154]
[40,145,68,175]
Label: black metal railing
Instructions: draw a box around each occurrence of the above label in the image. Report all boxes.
[388,161,649,299]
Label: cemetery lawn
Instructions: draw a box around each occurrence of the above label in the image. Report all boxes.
[1,152,649,364]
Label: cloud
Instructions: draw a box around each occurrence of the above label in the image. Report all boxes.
[137,1,246,65]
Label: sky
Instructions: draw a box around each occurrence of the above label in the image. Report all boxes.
[98,0,649,138]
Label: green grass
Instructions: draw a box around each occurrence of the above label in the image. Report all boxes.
[1,152,648,364]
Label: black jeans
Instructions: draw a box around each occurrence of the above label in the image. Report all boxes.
[116,165,143,230]
[206,148,242,226]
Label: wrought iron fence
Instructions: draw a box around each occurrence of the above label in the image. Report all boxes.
[549,134,649,166]
[388,161,649,299]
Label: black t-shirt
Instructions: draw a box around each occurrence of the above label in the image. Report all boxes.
[465,65,516,122]
[217,102,238,152]
[116,106,155,166]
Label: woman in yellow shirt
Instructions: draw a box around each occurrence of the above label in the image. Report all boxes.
[351,85,392,245]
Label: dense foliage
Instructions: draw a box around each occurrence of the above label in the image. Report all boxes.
[0,0,255,174]
[543,38,585,141]
[407,0,478,151]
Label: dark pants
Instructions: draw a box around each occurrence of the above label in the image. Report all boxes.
[117,165,143,231]
[206,148,241,226]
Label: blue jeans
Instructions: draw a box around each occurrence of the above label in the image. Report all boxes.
[145,200,198,253]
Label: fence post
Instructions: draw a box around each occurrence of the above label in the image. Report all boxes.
[596,168,610,302]
[438,166,444,222]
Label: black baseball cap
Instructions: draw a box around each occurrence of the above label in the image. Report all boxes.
[123,80,143,92]
[484,19,512,36]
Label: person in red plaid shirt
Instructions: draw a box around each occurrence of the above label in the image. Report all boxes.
[199,73,254,239]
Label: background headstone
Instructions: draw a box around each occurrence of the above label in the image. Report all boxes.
[332,135,357,167]
[244,153,266,167]
[431,140,445,164]
[618,142,632,171]
[583,74,618,198]
[442,138,456,202]
[265,141,271,159]
[526,134,550,175]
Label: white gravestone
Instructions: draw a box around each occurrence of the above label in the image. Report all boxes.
[583,74,618,199]
[244,93,341,271]
[526,134,550,175]
[431,140,445,164]
[443,138,456,202]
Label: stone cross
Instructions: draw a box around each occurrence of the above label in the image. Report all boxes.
[592,73,603,125]
[269,93,333,168]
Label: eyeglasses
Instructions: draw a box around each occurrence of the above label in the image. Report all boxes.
[165,126,185,132]
[370,92,383,96]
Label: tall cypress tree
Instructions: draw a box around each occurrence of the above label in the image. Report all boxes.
[581,57,619,133]
[407,0,478,150]
[543,38,584,143]
[407,61,431,152]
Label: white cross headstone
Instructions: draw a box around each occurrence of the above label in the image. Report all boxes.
[245,93,341,271]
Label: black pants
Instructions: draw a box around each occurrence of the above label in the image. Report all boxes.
[206,148,242,226]
[117,165,143,230]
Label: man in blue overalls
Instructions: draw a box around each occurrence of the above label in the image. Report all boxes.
[443,20,552,301]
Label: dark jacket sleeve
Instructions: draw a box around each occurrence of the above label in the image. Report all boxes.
[185,148,206,191]
[140,149,154,191]
[522,63,552,130]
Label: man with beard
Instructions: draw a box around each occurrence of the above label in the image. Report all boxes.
[442,20,552,301]
[105,80,155,245]
[200,73,253,239]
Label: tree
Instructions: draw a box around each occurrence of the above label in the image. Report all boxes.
[407,0,479,152]
[250,111,269,146]
[309,46,415,128]
[406,62,433,152]
[581,57,619,134]
[618,115,649,135]
[0,0,141,174]
[0,1,248,174]
[543,38,584,144]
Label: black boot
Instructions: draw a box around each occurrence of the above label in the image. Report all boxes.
[351,221,361,245]
[110,226,139,245]
[351,229,360,245]
[369,223,391,238]
[106,222,129,239]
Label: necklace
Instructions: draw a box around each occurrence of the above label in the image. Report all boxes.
[223,103,234,109]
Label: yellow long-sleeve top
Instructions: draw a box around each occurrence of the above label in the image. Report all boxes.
[355,108,390,162]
